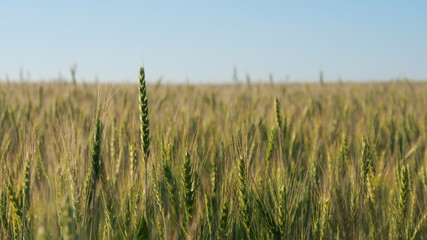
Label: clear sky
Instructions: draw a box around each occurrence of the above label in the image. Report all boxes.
[1,1,426,83]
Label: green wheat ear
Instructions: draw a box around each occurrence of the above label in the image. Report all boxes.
[238,155,251,239]
[23,156,31,208]
[35,136,46,183]
[275,97,282,128]
[397,164,411,239]
[139,67,150,162]
[265,127,276,169]
[129,141,138,183]
[360,136,373,190]
[182,151,198,233]
[92,119,104,181]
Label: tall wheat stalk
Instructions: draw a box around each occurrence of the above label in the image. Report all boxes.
[85,119,104,238]
[139,67,150,213]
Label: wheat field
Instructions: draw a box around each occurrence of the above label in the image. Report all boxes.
[0,69,427,239]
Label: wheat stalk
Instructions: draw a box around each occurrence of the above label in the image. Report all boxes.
[85,119,103,238]
[139,67,150,225]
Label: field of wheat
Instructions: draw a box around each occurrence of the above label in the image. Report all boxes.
[0,68,426,240]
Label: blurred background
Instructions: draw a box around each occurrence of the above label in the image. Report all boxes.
[0,0,426,83]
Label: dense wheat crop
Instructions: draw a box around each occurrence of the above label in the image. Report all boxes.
[0,70,427,239]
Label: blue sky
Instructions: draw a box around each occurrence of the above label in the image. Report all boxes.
[1,1,426,83]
